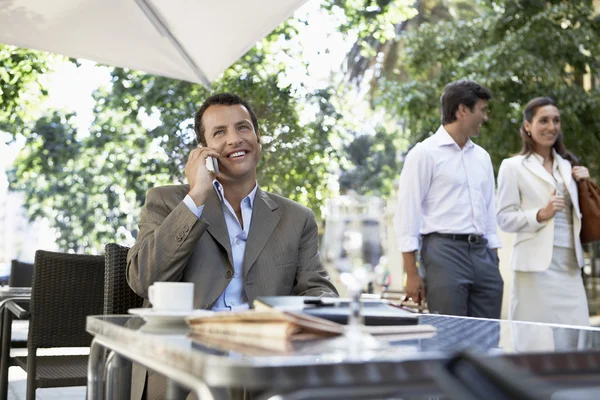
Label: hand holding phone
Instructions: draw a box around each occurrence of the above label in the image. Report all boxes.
[186,146,220,206]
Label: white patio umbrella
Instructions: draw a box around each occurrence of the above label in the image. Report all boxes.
[0,0,309,86]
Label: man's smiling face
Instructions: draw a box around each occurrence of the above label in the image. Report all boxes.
[202,104,261,184]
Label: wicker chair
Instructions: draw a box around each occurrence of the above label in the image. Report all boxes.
[0,250,104,400]
[104,243,144,314]
[8,260,34,288]
[6,260,34,348]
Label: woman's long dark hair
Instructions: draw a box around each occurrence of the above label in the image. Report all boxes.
[519,97,579,165]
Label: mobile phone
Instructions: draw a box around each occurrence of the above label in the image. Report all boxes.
[205,156,219,174]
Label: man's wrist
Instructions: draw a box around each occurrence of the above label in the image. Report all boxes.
[188,189,207,207]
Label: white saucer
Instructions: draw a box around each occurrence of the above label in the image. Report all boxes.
[128,308,213,325]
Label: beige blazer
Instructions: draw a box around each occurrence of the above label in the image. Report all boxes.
[496,152,583,272]
[127,184,338,307]
[126,184,338,400]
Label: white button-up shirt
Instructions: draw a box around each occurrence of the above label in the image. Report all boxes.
[183,180,258,311]
[393,126,501,252]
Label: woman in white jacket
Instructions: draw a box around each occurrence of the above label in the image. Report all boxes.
[497,97,590,326]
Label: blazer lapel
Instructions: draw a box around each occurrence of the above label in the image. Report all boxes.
[243,189,280,278]
[201,190,234,267]
[556,153,574,192]
[555,153,581,219]
[522,155,555,187]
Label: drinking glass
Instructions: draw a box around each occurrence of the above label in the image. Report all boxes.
[322,195,387,351]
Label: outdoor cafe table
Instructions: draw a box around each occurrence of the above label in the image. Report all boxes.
[0,287,31,310]
[0,286,32,336]
[86,314,600,400]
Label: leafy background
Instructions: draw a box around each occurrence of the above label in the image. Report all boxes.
[2,0,600,253]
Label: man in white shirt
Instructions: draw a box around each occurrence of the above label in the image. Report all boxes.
[393,80,503,318]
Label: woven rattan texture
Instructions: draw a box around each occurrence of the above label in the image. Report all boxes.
[13,355,88,387]
[8,260,33,287]
[104,243,144,315]
[29,250,104,349]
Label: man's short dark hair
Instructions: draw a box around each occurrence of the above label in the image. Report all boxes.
[194,93,259,146]
[440,80,492,124]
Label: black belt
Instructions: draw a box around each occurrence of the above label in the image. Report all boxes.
[427,233,487,245]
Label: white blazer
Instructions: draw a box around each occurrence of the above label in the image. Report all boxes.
[496,151,583,272]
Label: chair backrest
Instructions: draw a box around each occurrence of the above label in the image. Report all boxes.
[104,243,144,315]
[9,260,34,287]
[28,250,105,349]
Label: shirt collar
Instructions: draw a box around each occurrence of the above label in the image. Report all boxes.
[213,179,259,207]
[435,125,474,149]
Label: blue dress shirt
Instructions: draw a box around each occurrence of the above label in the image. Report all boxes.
[183,180,258,311]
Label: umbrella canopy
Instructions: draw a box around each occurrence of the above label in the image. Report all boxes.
[0,0,309,86]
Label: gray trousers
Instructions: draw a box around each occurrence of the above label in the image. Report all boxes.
[421,234,503,318]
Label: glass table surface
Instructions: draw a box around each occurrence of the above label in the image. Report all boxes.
[87,313,600,390]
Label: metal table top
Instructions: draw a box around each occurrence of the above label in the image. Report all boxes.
[0,287,31,297]
[87,313,600,391]
[0,287,31,310]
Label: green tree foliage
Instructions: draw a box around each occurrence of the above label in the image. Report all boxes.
[0,45,51,135]
[324,0,477,91]
[13,0,597,252]
[339,128,399,196]
[9,23,339,252]
[9,112,92,251]
[319,0,419,197]
[373,0,600,178]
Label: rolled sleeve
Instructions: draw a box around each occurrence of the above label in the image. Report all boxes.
[525,208,547,230]
[397,235,420,253]
[183,195,205,218]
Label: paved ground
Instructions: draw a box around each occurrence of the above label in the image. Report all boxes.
[8,366,85,400]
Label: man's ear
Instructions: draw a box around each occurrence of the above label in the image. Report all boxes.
[256,131,261,145]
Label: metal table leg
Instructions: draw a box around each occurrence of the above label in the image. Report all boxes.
[105,351,132,400]
[89,336,224,400]
[87,338,105,400]
[166,378,188,400]
[0,308,12,400]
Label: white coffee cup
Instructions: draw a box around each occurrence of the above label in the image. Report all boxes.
[148,282,194,312]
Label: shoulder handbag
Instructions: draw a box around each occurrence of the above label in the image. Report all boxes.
[578,179,600,243]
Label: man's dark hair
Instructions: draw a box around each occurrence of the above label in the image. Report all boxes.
[194,93,259,146]
[440,80,492,124]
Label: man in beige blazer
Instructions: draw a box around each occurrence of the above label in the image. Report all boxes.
[127,184,338,307]
[127,93,338,399]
